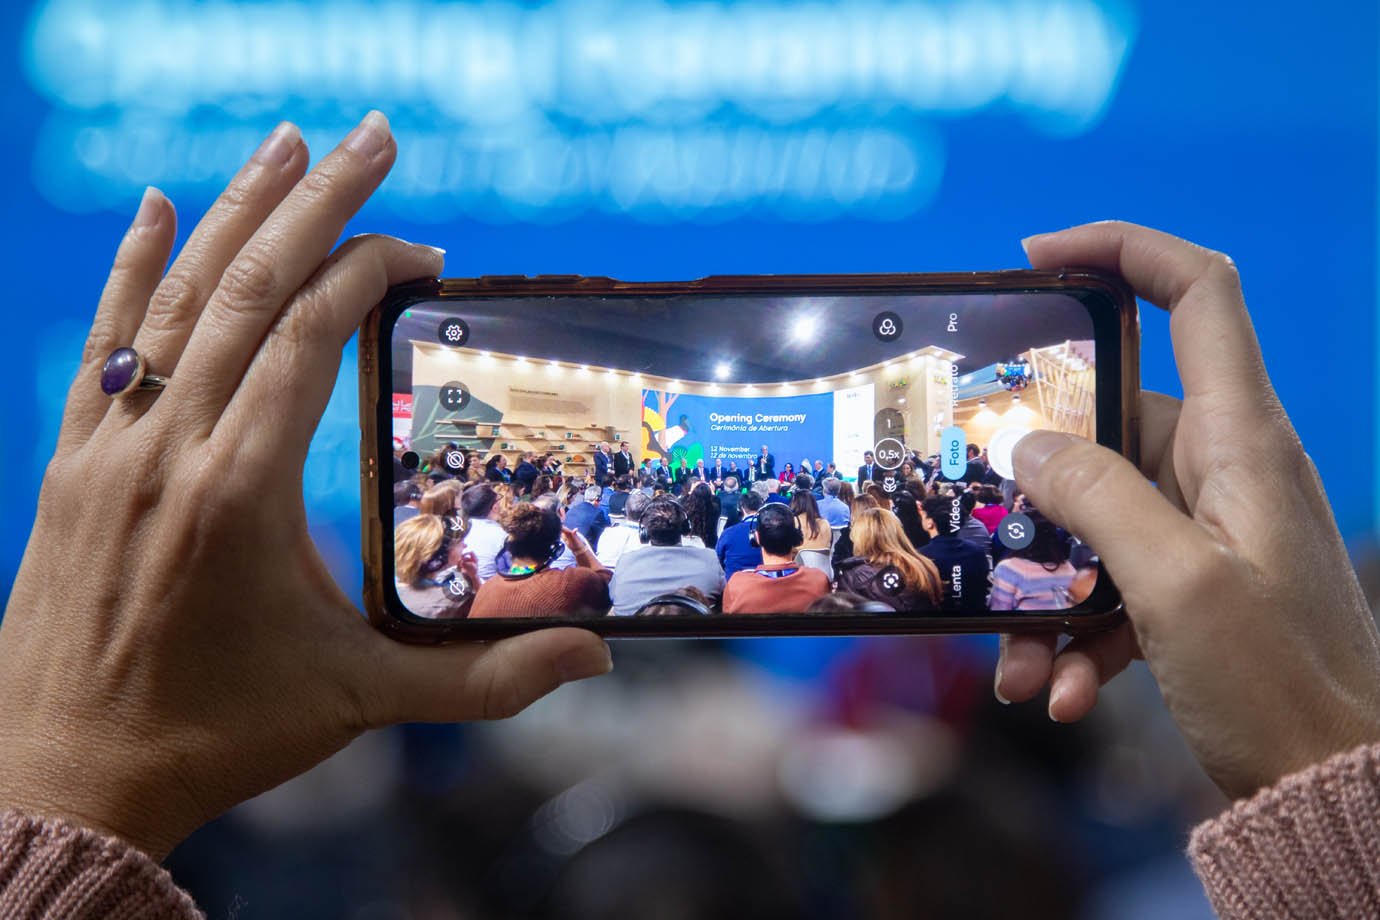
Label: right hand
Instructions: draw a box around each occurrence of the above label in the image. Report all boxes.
[997,221,1380,799]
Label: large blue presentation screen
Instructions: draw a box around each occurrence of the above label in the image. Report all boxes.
[642,389,835,474]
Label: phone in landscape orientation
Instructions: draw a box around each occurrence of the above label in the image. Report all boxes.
[359,271,1138,643]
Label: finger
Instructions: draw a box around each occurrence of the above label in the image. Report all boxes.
[1013,429,1216,620]
[106,123,308,433]
[1138,391,1186,511]
[1022,221,1277,412]
[220,235,442,460]
[379,629,612,724]
[1047,624,1140,722]
[995,633,1056,703]
[58,187,175,452]
[162,110,397,433]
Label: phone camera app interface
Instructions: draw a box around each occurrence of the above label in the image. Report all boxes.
[386,291,1101,622]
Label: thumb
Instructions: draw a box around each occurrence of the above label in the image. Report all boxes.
[377,628,612,724]
[1012,430,1211,617]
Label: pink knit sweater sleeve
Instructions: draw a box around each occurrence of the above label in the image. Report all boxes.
[0,810,202,919]
[1189,741,1380,919]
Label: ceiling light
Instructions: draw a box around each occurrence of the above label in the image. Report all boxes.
[792,316,819,345]
[715,362,732,380]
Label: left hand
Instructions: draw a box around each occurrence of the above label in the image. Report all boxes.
[0,112,611,860]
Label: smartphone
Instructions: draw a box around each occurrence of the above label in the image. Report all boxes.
[359,271,1138,642]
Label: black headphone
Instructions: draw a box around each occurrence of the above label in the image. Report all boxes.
[634,592,713,616]
[639,496,692,544]
[497,535,566,576]
[749,502,804,549]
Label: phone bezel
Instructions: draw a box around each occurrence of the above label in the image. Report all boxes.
[360,270,1138,643]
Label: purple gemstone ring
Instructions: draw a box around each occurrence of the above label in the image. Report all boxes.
[100,347,169,397]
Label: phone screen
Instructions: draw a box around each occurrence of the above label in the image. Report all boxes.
[379,284,1120,627]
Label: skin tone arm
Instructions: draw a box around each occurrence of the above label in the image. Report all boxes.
[562,527,606,572]
[997,221,1380,799]
[0,113,612,860]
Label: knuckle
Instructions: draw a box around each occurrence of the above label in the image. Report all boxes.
[143,273,206,336]
[218,248,281,305]
[296,162,347,200]
[1039,442,1119,509]
[478,656,529,721]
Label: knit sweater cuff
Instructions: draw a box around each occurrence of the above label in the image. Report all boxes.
[0,810,202,919]
[1188,741,1380,919]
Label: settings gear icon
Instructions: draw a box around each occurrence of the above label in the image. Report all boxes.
[437,318,470,347]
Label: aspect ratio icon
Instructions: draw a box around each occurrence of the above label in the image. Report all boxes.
[439,380,471,412]
[437,317,470,348]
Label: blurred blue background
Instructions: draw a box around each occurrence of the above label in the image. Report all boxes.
[2,1,1375,918]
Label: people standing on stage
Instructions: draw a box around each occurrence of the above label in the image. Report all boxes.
[614,442,634,478]
[857,451,881,485]
[593,441,612,487]
[723,503,831,614]
[753,444,775,483]
[720,475,744,528]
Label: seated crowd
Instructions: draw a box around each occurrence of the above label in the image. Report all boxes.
[390,442,1099,618]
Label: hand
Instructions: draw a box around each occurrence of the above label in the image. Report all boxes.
[0,112,612,860]
[995,221,1380,799]
[561,526,590,555]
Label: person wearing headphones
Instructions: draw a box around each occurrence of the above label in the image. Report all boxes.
[608,498,725,615]
[722,502,831,613]
[468,503,611,618]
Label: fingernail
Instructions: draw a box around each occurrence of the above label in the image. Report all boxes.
[252,121,302,168]
[1012,429,1076,485]
[414,244,446,259]
[1048,683,1066,722]
[345,110,391,158]
[1020,232,1052,255]
[557,642,613,683]
[131,186,164,230]
[993,635,1010,704]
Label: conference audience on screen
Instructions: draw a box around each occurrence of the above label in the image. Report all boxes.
[393,481,422,526]
[606,476,632,516]
[988,511,1078,611]
[723,502,831,613]
[715,490,765,578]
[954,490,990,545]
[817,477,851,527]
[596,490,651,569]
[609,498,726,615]
[458,484,511,582]
[685,482,721,548]
[720,475,744,527]
[633,586,715,617]
[918,494,993,611]
[969,484,1009,534]
[563,485,610,550]
[891,490,931,550]
[791,490,832,553]
[470,503,611,618]
[393,514,479,620]
[511,451,540,494]
[834,508,943,612]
